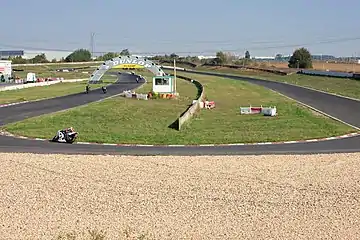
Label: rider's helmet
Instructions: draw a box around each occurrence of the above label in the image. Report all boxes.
[67,127,74,132]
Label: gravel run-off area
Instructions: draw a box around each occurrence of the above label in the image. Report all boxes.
[0,153,360,239]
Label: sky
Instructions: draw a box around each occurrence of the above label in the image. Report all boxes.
[1,0,360,57]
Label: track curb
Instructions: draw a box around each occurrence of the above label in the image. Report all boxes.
[1,130,359,147]
[0,101,30,108]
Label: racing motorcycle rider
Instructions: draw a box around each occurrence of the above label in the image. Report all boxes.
[102,86,107,93]
[66,127,75,133]
[52,126,77,143]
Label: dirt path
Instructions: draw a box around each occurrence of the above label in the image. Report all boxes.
[0,153,359,239]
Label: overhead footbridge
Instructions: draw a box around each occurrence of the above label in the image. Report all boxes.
[88,55,166,84]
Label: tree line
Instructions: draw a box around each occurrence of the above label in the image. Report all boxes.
[7,48,131,64]
[6,47,313,69]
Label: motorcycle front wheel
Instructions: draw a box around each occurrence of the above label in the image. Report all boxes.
[51,135,59,142]
[65,135,77,144]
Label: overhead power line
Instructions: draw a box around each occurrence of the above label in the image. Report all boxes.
[0,36,359,55]
[2,32,354,47]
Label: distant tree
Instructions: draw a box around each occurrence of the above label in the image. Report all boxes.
[119,49,130,56]
[275,54,283,60]
[170,53,179,59]
[51,58,57,63]
[31,53,48,63]
[215,51,227,65]
[9,56,28,64]
[288,47,313,69]
[245,50,250,59]
[97,52,118,61]
[190,56,199,62]
[65,49,92,62]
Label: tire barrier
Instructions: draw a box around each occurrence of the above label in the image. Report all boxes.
[176,75,205,130]
[122,90,149,100]
[240,105,277,117]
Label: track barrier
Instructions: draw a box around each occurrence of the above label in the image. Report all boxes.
[176,75,205,130]
[240,105,277,117]
[0,78,87,92]
[122,90,149,100]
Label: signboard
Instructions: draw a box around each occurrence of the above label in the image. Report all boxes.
[152,75,174,93]
[89,55,165,84]
[113,64,144,69]
[113,58,152,69]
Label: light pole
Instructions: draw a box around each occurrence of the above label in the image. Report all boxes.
[90,32,95,59]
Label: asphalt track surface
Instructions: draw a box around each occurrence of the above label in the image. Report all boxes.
[0,71,359,156]
[184,69,360,129]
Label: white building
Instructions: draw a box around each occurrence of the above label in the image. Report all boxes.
[197,55,216,59]
[252,56,275,60]
[23,50,73,61]
[0,60,12,80]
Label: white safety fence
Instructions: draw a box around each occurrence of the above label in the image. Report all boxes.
[0,79,87,92]
[12,61,102,67]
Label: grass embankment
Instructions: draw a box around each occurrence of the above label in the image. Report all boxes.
[13,63,99,79]
[0,75,117,104]
[3,72,354,145]
[185,65,360,100]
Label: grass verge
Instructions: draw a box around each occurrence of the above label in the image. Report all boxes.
[2,72,355,145]
[188,66,360,100]
[0,75,117,104]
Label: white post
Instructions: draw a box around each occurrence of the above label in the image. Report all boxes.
[174,58,177,94]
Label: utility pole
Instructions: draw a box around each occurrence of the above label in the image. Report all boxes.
[353,52,356,73]
[90,32,95,59]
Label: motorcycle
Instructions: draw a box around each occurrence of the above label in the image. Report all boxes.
[51,128,78,144]
[102,86,107,94]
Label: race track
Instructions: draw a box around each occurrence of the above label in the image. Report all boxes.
[0,71,359,155]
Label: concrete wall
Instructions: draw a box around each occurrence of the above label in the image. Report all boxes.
[177,75,205,130]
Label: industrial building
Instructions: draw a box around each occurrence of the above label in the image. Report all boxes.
[0,50,72,61]
[0,50,24,59]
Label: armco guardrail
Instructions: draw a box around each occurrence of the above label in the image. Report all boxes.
[12,61,102,67]
[161,64,293,76]
[176,75,205,130]
[0,79,86,92]
[201,63,294,75]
